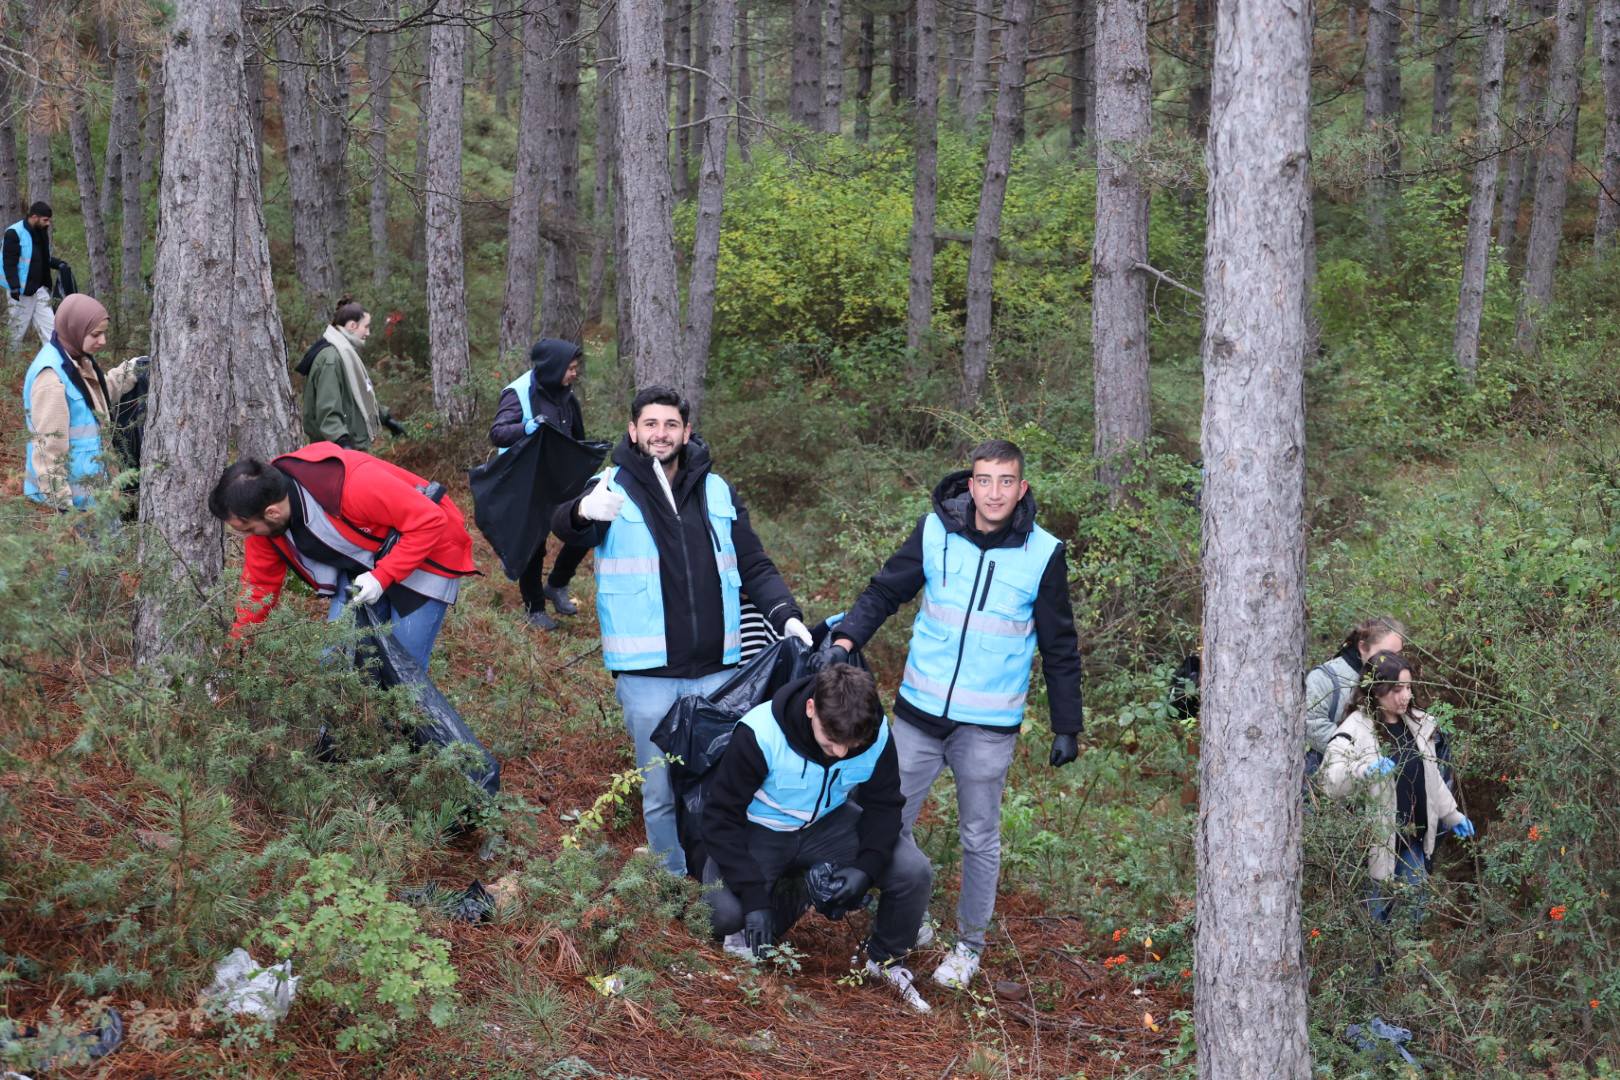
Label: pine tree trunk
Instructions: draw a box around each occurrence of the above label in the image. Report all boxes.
[793,0,825,125]
[69,101,116,301]
[542,0,585,342]
[26,78,51,208]
[587,32,614,326]
[1091,0,1152,492]
[412,68,430,270]
[367,4,393,290]
[277,22,341,310]
[961,0,1031,403]
[115,27,147,325]
[426,0,473,423]
[737,3,755,159]
[675,0,693,197]
[1068,0,1095,148]
[961,0,992,125]
[856,10,876,141]
[943,4,962,109]
[1517,0,1587,351]
[1195,0,1313,1066]
[890,11,906,105]
[1364,0,1404,203]
[141,62,167,193]
[683,0,736,420]
[1189,0,1213,141]
[494,20,514,117]
[1347,0,1360,41]
[138,0,294,665]
[616,0,687,393]
[1455,0,1510,378]
[1497,5,1553,259]
[907,0,939,352]
[0,58,18,221]
[1596,0,1620,247]
[1432,0,1459,134]
[314,15,355,275]
[823,0,844,132]
[103,32,136,230]
[246,31,267,172]
[500,6,548,363]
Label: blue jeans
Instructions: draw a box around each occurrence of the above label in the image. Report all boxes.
[1367,836,1429,925]
[614,669,733,876]
[328,573,450,672]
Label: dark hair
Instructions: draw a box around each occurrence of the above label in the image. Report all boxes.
[1339,615,1406,657]
[1348,650,1413,719]
[208,459,290,521]
[630,385,690,424]
[331,296,367,328]
[970,438,1025,476]
[27,201,51,218]
[810,664,884,747]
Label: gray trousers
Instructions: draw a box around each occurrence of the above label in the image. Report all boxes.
[893,716,1019,951]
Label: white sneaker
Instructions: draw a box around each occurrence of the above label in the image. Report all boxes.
[931,942,982,989]
[915,921,936,948]
[722,932,754,960]
[863,959,932,1014]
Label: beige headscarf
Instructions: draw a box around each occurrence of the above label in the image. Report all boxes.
[54,294,110,361]
[322,323,382,442]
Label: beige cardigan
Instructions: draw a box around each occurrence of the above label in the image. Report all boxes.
[1320,707,1464,881]
[27,354,140,507]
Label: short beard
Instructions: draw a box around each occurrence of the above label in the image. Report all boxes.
[633,437,682,465]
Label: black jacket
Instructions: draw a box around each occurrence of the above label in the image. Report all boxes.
[836,470,1084,739]
[3,223,50,297]
[703,674,904,911]
[551,434,802,679]
[490,339,586,448]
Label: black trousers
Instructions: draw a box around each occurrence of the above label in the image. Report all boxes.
[704,805,933,963]
[518,539,590,613]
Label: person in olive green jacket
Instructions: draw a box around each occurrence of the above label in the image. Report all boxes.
[297,297,405,450]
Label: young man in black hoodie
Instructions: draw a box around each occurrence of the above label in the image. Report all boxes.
[490,338,591,630]
[831,439,1084,992]
[4,202,56,349]
[551,385,812,877]
[703,664,934,1013]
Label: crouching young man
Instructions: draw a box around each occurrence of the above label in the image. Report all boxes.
[702,664,935,1013]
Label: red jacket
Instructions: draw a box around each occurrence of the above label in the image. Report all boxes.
[233,443,477,634]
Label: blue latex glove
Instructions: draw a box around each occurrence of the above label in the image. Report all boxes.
[1366,756,1397,778]
[1451,815,1475,839]
[524,416,541,436]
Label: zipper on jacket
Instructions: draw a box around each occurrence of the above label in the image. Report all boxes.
[804,764,836,830]
[977,561,997,611]
[942,548,988,717]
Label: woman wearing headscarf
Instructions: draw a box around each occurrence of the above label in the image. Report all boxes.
[21,293,145,509]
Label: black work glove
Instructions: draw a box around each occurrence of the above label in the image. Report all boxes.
[743,909,774,956]
[825,643,851,667]
[1049,732,1080,768]
[334,433,355,449]
[826,867,872,908]
[383,416,407,438]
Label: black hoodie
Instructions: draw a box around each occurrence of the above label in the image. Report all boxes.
[489,339,586,448]
[702,674,904,911]
[836,469,1085,739]
[550,434,802,679]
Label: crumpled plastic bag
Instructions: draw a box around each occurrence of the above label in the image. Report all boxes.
[5,1006,123,1072]
[401,880,497,923]
[202,948,299,1022]
[1346,1016,1420,1068]
[804,861,872,921]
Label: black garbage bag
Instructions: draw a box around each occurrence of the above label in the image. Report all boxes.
[467,424,610,581]
[49,258,78,301]
[352,603,500,798]
[652,617,867,875]
[112,361,149,470]
[401,880,497,923]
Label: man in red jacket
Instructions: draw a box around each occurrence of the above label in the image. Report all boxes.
[208,442,478,667]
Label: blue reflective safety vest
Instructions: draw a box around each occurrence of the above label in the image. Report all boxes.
[898,513,1062,728]
[739,699,890,832]
[23,341,105,509]
[593,467,743,671]
[495,370,535,456]
[4,221,32,294]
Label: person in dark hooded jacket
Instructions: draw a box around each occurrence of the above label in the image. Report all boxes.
[831,438,1084,992]
[551,385,811,877]
[489,338,591,629]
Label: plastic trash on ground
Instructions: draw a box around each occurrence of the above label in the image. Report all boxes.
[203,948,299,1022]
[4,1006,123,1072]
[1346,1016,1420,1068]
[401,880,497,923]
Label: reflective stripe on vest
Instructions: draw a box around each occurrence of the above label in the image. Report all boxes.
[287,483,462,604]
[739,700,890,832]
[22,342,102,509]
[6,221,32,294]
[495,371,535,456]
[594,467,743,671]
[898,513,1062,728]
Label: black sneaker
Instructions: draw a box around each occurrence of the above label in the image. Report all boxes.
[526,610,560,631]
[542,585,579,615]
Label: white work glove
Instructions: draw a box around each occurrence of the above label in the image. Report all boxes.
[578,483,625,523]
[784,617,813,646]
[349,572,384,606]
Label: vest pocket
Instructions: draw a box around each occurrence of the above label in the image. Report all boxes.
[597,575,650,595]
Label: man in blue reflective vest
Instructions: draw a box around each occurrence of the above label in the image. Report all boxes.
[702,663,934,1013]
[4,202,57,349]
[552,385,812,876]
[489,338,590,630]
[832,438,1084,991]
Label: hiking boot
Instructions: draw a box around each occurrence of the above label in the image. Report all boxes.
[542,585,579,615]
[931,942,982,990]
[722,932,755,961]
[863,959,931,1014]
[526,610,560,631]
